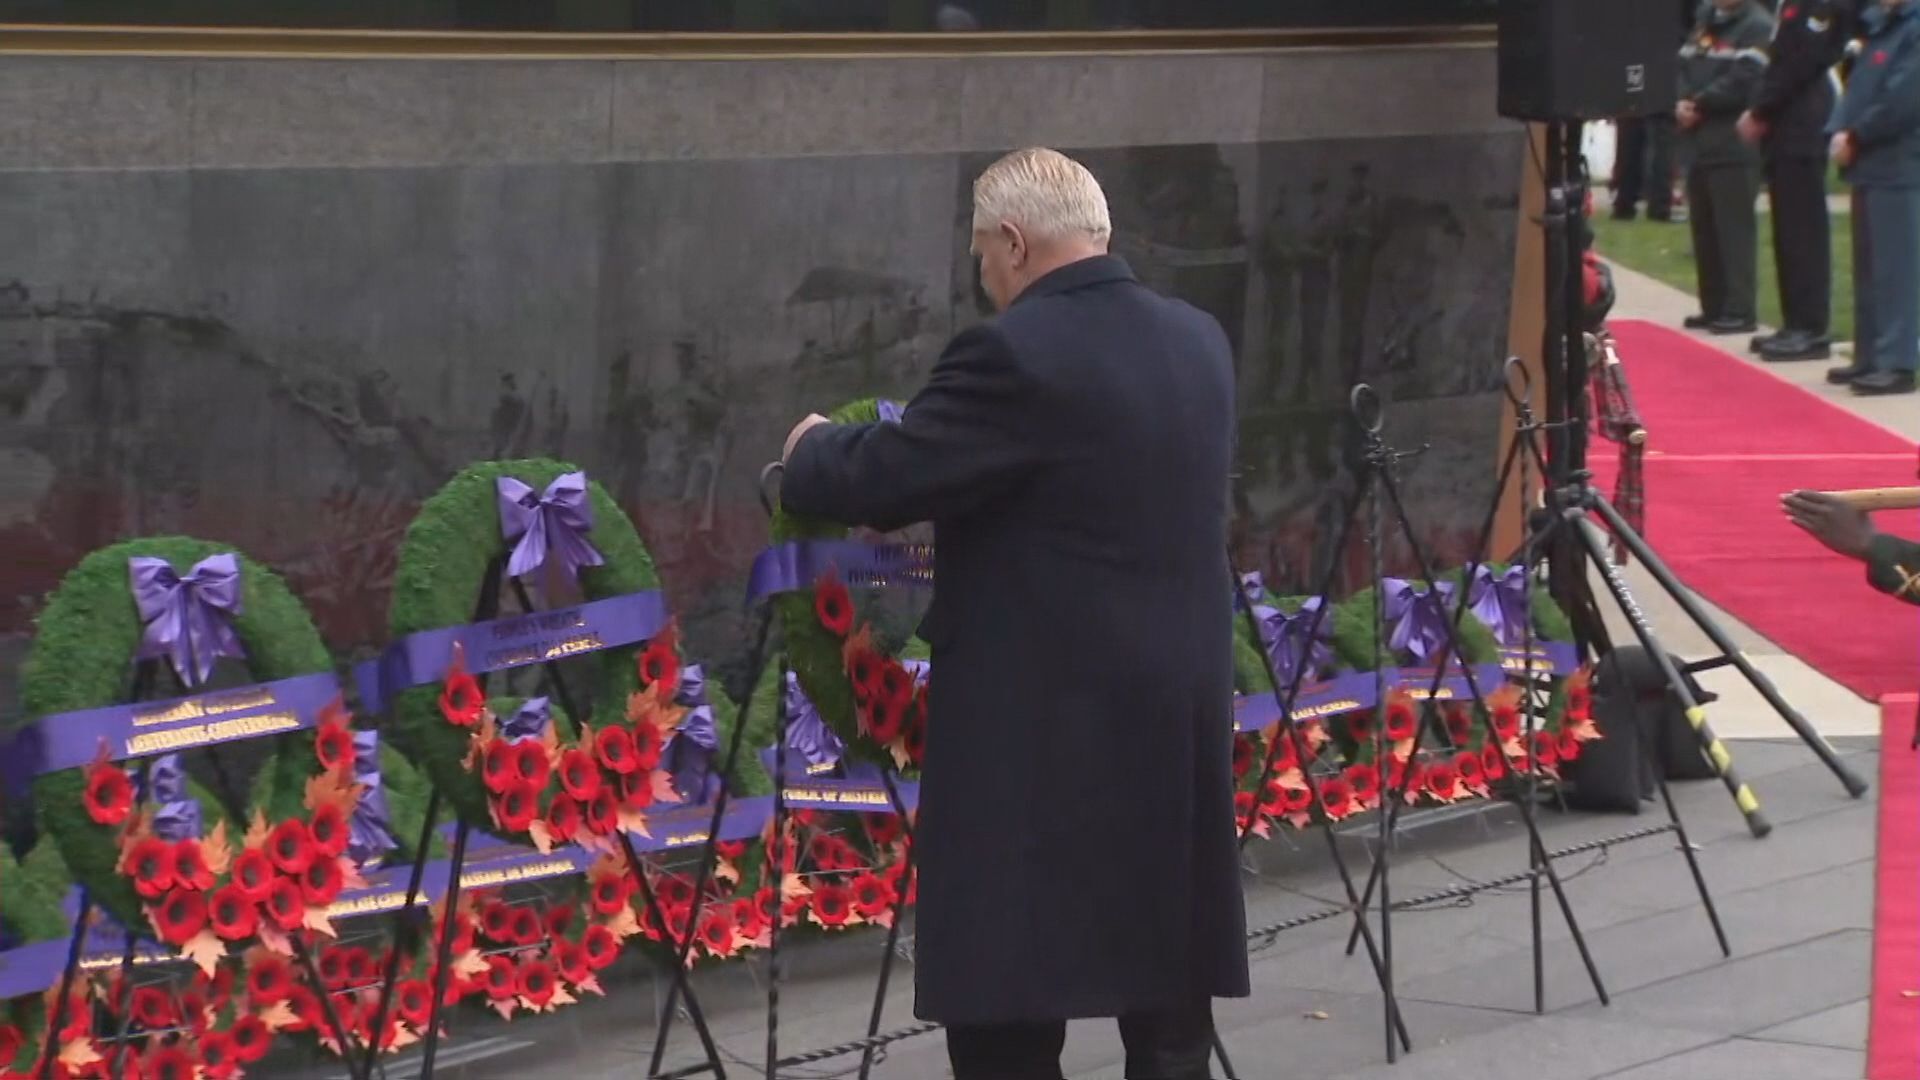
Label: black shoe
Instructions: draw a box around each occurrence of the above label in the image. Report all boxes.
[1647,210,1676,223]
[1750,331,1779,353]
[1612,207,1639,221]
[1851,371,1916,395]
[1684,314,1715,329]
[1760,332,1832,361]
[1708,317,1759,335]
[1828,364,1865,385]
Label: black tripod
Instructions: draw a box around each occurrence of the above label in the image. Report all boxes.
[1524,121,1868,813]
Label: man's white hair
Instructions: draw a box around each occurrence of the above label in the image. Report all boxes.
[971,147,1112,244]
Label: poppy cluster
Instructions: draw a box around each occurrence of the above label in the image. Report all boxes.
[812,575,931,768]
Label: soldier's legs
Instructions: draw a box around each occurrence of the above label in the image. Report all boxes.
[1850,187,1879,373]
[1864,186,1920,375]
[1766,153,1832,336]
[1706,163,1760,323]
[1646,115,1678,218]
[1687,167,1726,318]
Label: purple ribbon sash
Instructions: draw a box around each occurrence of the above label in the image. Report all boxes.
[502,697,552,743]
[1387,663,1516,702]
[129,553,246,688]
[349,730,401,869]
[1234,669,1380,732]
[1,672,342,797]
[664,665,721,804]
[1252,596,1336,689]
[1499,641,1583,677]
[745,541,933,605]
[782,671,846,771]
[756,748,920,814]
[149,753,201,842]
[352,590,668,715]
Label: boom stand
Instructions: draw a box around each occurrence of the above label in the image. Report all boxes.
[1531,121,1867,807]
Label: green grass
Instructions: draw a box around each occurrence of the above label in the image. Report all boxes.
[1592,209,1855,343]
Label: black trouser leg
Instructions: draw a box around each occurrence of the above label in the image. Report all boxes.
[1118,1002,1216,1080]
[1853,187,1879,371]
[1687,167,1725,317]
[947,1020,1068,1080]
[1706,163,1760,321]
[1765,153,1832,335]
[1646,115,1677,217]
[1616,119,1649,212]
[1862,185,1920,375]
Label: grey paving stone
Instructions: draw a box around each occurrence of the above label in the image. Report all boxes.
[1325,1015,1720,1080]
[1748,999,1871,1051]
[1596,1036,1867,1079]
[1579,930,1873,1037]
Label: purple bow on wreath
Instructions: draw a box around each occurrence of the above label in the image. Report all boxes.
[1383,578,1456,664]
[1236,571,1268,611]
[502,696,552,743]
[150,754,201,843]
[1468,564,1530,647]
[664,665,722,804]
[349,730,400,869]
[129,553,245,688]
[496,472,606,589]
[1254,596,1335,687]
[784,672,845,770]
[876,400,906,424]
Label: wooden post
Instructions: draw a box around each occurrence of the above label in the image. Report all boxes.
[1495,124,1549,556]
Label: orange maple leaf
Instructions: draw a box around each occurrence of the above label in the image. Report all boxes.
[57,1038,102,1071]
[841,625,877,669]
[573,974,606,998]
[258,999,301,1031]
[303,905,337,939]
[303,770,362,815]
[780,873,813,902]
[585,853,626,885]
[527,819,555,855]
[602,905,643,943]
[179,929,227,976]
[256,923,294,957]
[617,805,651,839]
[455,950,492,980]
[197,820,234,877]
[337,857,369,893]
[490,999,518,1022]
[243,809,272,851]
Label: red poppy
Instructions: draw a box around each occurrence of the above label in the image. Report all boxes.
[661,902,692,944]
[497,780,540,834]
[1232,735,1255,778]
[1530,731,1561,767]
[283,984,322,1032]
[559,748,601,801]
[315,719,355,774]
[638,639,681,697]
[1445,706,1474,746]
[483,956,519,1001]
[198,1032,239,1079]
[595,726,638,774]
[348,946,378,986]
[1345,763,1383,805]
[587,788,620,835]
[1320,777,1355,818]
[179,987,211,1036]
[1233,790,1256,827]
[850,873,897,918]
[1481,743,1509,780]
[732,897,767,941]
[554,940,592,985]
[153,889,208,946]
[810,882,855,927]
[632,722,665,772]
[846,649,883,707]
[877,662,915,709]
[904,712,929,766]
[1282,783,1315,813]
[126,837,176,899]
[1257,779,1287,817]
[131,986,176,1030]
[868,697,908,744]
[145,1047,196,1080]
[482,737,517,794]
[510,906,544,946]
[247,954,293,1003]
[439,661,485,727]
[813,575,854,636]
[1556,731,1582,762]
[308,802,350,860]
[546,793,582,842]
[1347,710,1376,742]
[1455,751,1486,789]
[591,875,631,916]
[395,979,433,1028]
[480,901,515,942]
[229,1014,271,1063]
[511,957,555,1007]
[1490,701,1522,740]
[619,769,656,812]
[583,924,620,969]
[319,947,350,989]
[753,887,779,929]
[208,884,259,941]
[1566,676,1592,720]
[1426,763,1461,801]
[1268,732,1299,773]
[223,848,272,904]
[512,739,552,789]
[301,854,345,906]
[864,815,903,848]
[1385,699,1419,741]
[264,876,306,931]
[0,1024,19,1067]
[546,902,576,939]
[84,761,135,826]
[696,910,735,956]
[715,838,749,861]
[267,819,315,875]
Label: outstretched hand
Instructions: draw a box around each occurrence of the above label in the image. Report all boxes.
[1781,490,1876,560]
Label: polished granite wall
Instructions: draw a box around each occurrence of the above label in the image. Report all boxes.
[0,46,1523,702]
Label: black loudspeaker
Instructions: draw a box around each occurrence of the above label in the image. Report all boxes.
[1498,0,1682,121]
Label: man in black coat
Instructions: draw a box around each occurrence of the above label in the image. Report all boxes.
[781,147,1250,1079]
[1678,0,1777,334]
[1741,0,1853,360]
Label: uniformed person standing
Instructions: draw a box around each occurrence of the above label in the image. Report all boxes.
[1678,0,1776,334]
[1829,0,1920,396]
[1740,0,1853,361]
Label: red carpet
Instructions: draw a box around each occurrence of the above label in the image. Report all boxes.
[1588,319,1918,701]
[1869,694,1918,1079]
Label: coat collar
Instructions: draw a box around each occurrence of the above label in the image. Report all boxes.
[1009,254,1136,308]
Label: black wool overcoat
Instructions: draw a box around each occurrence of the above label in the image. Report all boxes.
[782,255,1251,1025]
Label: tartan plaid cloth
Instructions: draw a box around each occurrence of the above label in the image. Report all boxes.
[1587,332,1646,564]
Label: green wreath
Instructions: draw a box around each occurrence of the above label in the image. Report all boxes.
[1229,592,1363,835]
[386,460,677,844]
[771,400,933,773]
[15,538,352,940]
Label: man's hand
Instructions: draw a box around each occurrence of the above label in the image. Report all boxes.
[1831,131,1855,168]
[783,414,830,462]
[1676,100,1701,130]
[1737,110,1767,144]
[1782,490,1877,560]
